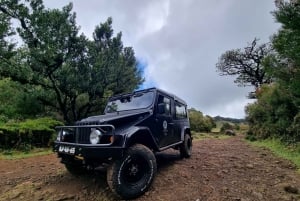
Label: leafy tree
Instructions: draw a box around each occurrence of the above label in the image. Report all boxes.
[246,84,298,141]
[0,79,44,121]
[0,1,143,123]
[0,9,15,73]
[216,38,273,90]
[189,108,215,132]
[271,0,300,106]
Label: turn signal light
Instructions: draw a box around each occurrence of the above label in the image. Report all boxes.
[109,136,114,143]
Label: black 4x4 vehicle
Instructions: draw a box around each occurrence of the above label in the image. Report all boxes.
[54,88,192,199]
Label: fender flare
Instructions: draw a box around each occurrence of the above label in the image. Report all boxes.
[181,126,191,141]
[123,126,159,151]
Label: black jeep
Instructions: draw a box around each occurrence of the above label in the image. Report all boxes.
[53,87,192,199]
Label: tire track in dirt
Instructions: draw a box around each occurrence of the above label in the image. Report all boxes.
[1,135,300,201]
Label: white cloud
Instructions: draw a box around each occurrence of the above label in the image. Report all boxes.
[44,0,279,118]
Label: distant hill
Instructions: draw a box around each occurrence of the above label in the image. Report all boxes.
[213,116,246,124]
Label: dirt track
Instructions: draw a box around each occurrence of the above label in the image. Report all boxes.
[1,135,300,201]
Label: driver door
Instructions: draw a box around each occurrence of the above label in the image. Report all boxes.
[155,94,175,148]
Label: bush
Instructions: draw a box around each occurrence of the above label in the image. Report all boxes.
[245,130,257,141]
[220,122,234,133]
[0,79,46,119]
[246,84,298,142]
[189,108,216,132]
[0,117,63,150]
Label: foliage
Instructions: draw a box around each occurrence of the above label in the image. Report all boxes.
[0,1,143,123]
[215,1,300,144]
[216,38,273,89]
[213,116,245,124]
[0,10,15,71]
[244,1,300,143]
[271,0,300,107]
[0,78,45,120]
[0,147,52,159]
[246,84,298,141]
[220,122,234,133]
[189,108,216,132]
[192,131,231,141]
[0,117,63,150]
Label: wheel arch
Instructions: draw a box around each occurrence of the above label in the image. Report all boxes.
[181,126,191,141]
[124,127,159,151]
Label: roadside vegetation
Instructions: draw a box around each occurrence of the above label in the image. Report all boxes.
[192,132,231,141]
[248,138,300,171]
[0,148,52,160]
[0,1,143,156]
[1,0,300,163]
[217,1,300,146]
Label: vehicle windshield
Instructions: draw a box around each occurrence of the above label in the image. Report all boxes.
[105,91,154,113]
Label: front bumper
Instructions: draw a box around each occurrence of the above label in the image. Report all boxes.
[53,142,124,160]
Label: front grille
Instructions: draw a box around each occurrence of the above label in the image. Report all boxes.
[76,121,100,144]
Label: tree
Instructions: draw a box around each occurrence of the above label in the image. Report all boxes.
[0,1,143,123]
[0,9,15,73]
[188,108,215,132]
[246,84,298,140]
[272,0,300,105]
[0,78,44,121]
[245,0,300,142]
[216,38,273,90]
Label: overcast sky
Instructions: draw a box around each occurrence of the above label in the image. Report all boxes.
[44,0,280,118]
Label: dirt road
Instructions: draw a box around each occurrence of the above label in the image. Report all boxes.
[1,135,300,201]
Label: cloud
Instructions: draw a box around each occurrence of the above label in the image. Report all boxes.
[44,0,279,118]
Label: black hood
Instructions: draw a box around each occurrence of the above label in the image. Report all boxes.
[78,108,152,127]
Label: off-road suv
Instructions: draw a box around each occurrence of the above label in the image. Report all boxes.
[54,87,192,199]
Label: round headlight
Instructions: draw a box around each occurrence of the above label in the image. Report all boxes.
[57,130,67,142]
[90,129,101,144]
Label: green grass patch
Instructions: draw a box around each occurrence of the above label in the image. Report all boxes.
[0,147,52,160]
[249,138,300,170]
[192,132,231,140]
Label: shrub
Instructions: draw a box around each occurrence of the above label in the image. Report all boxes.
[189,108,216,132]
[246,84,298,142]
[0,117,63,150]
[220,122,234,133]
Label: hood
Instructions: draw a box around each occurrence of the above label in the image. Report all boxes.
[78,108,152,126]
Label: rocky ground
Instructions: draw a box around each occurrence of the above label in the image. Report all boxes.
[1,135,300,201]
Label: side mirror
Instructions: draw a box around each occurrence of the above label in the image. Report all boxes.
[158,103,165,114]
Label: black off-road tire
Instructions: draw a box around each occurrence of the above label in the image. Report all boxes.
[180,134,192,158]
[107,144,157,199]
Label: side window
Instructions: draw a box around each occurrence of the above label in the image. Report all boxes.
[175,102,187,119]
[157,95,171,115]
[164,97,171,115]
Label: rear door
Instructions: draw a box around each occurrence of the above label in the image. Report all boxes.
[173,101,188,142]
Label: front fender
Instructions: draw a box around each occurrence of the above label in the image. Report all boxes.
[123,126,159,151]
[181,126,191,141]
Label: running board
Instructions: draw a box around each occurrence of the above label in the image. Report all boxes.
[159,141,183,151]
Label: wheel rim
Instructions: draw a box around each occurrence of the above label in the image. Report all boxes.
[121,155,150,186]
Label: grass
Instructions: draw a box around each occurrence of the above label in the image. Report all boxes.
[192,132,231,140]
[0,147,52,160]
[249,138,300,170]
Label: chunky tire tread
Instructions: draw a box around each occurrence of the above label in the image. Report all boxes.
[180,134,192,158]
[107,144,157,199]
